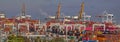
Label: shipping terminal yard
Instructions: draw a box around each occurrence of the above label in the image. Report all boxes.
[0,1,120,42]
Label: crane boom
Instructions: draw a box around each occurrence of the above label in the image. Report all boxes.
[56,3,61,19]
[22,3,26,16]
[79,2,84,19]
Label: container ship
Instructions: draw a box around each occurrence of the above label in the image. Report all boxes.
[0,2,120,42]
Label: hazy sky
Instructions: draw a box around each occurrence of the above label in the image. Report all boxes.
[0,0,120,23]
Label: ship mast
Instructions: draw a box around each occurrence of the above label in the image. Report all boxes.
[56,2,61,20]
[78,2,84,20]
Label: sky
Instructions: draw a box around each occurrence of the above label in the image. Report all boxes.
[0,0,120,23]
